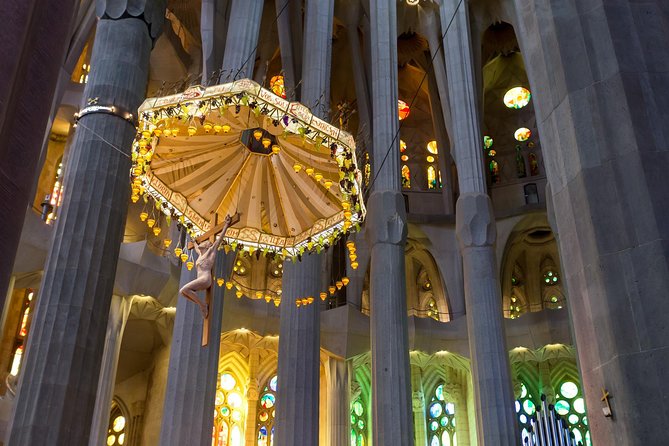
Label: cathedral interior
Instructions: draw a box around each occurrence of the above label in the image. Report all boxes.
[0,0,667,445]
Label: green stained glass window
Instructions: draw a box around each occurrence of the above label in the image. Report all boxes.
[426,383,457,445]
[351,398,368,446]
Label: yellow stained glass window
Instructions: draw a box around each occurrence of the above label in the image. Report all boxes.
[427,140,438,154]
[514,127,532,142]
[401,165,411,189]
[504,87,532,109]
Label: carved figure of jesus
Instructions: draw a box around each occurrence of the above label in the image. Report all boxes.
[179,214,234,318]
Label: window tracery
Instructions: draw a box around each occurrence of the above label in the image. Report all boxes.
[213,372,245,446]
[426,384,457,446]
[256,375,277,446]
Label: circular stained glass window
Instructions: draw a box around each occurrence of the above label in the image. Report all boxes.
[261,393,276,409]
[269,375,278,392]
[429,402,443,418]
[112,416,125,432]
[353,401,364,416]
[231,410,242,422]
[430,435,440,446]
[555,400,570,416]
[427,140,438,154]
[520,414,527,424]
[215,390,225,405]
[430,420,439,431]
[221,406,230,417]
[107,435,115,446]
[515,401,521,413]
[568,414,579,425]
[401,155,408,162]
[398,100,410,120]
[523,399,536,415]
[427,155,435,163]
[358,419,365,429]
[220,373,236,391]
[400,140,407,153]
[560,381,579,399]
[573,428,583,443]
[504,87,532,109]
[520,384,528,398]
[435,384,444,401]
[484,135,494,149]
[227,392,243,408]
[514,127,532,142]
[440,416,449,427]
[259,411,269,422]
[574,397,585,414]
[445,402,455,415]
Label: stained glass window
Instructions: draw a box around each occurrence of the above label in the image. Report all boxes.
[514,127,532,142]
[483,136,494,150]
[427,141,438,154]
[515,383,536,444]
[554,380,591,445]
[401,165,411,189]
[106,404,127,446]
[489,160,500,184]
[427,166,441,190]
[9,289,35,376]
[426,384,457,446]
[503,87,532,109]
[350,398,367,446]
[270,75,286,98]
[543,271,559,285]
[257,375,278,446]
[213,372,245,446]
[398,100,410,120]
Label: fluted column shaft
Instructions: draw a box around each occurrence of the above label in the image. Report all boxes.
[275,0,334,443]
[6,5,165,443]
[159,252,233,445]
[410,364,428,446]
[244,351,260,445]
[219,0,264,81]
[0,0,77,305]
[201,0,229,82]
[275,254,322,446]
[439,1,517,444]
[366,0,414,445]
[326,357,350,446]
[89,295,135,446]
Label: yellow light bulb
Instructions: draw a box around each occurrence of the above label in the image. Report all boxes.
[264,295,271,303]
[180,253,189,262]
[139,212,148,221]
[226,282,233,290]
[222,124,231,133]
[262,137,271,148]
[344,210,352,220]
[346,240,355,250]
[174,247,183,257]
[186,261,194,270]
[306,296,314,304]
[293,163,302,173]
[131,194,139,203]
[295,300,301,307]
[343,221,352,230]
[217,278,224,287]
[256,291,263,299]
[349,253,357,262]
[307,241,314,250]
[253,129,263,141]
[273,298,280,307]
[163,238,172,248]
[147,218,155,228]
[314,172,323,182]
[187,126,197,136]
[305,167,314,176]
[342,202,351,210]
[324,180,333,189]
[236,290,243,298]
[138,139,148,148]
[351,261,359,270]
[320,292,327,301]
[153,227,161,236]
[203,122,213,133]
[213,124,222,133]
[271,145,280,154]
[163,129,172,137]
[329,285,336,295]
[336,281,343,290]
[342,276,350,286]
[172,128,179,137]
[153,128,162,137]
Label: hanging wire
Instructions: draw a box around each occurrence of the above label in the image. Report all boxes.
[75,121,132,159]
[365,0,464,195]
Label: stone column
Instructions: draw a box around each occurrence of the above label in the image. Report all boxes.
[275,0,334,444]
[219,0,264,82]
[275,0,303,97]
[445,383,470,446]
[513,3,669,444]
[439,1,517,444]
[6,3,165,444]
[89,294,135,446]
[159,252,233,445]
[201,0,229,82]
[0,0,78,305]
[244,350,260,445]
[325,357,350,446]
[367,1,414,445]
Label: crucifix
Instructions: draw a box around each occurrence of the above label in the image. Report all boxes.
[180,212,240,346]
[601,388,613,417]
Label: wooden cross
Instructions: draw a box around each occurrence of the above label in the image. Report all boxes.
[601,388,612,417]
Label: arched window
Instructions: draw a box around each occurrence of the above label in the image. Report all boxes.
[350,398,367,446]
[213,372,245,446]
[515,382,536,444]
[426,384,457,446]
[257,375,278,446]
[489,159,500,183]
[106,403,127,446]
[9,289,35,376]
[554,380,591,446]
[427,165,441,190]
[401,165,411,189]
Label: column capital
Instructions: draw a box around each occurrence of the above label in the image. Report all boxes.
[455,192,496,249]
[365,190,407,246]
[412,390,425,412]
[96,0,167,41]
